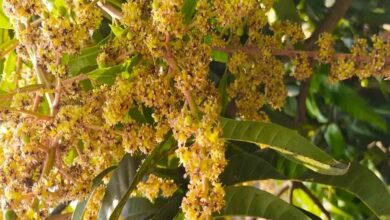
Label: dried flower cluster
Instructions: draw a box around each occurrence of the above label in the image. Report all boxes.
[0,0,389,219]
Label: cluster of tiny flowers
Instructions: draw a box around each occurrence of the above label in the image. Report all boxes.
[272,21,305,45]
[228,51,286,121]
[317,32,335,63]
[292,53,312,81]
[3,0,102,77]
[319,34,390,82]
[172,96,226,219]
[133,174,178,202]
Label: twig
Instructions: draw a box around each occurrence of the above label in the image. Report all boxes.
[293,182,331,220]
[45,213,72,220]
[164,34,200,120]
[305,0,354,50]
[74,143,86,163]
[32,93,43,112]
[61,74,89,85]
[32,59,55,112]
[49,201,71,216]
[31,18,43,27]
[0,74,89,100]
[97,1,123,20]
[0,106,53,121]
[0,40,19,59]
[164,33,198,119]
[276,182,291,197]
[51,78,62,116]
[14,56,22,85]
[0,84,46,99]
[55,147,77,182]
[41,146,57,179]
[183,90,200,120]
[290,182,295,204]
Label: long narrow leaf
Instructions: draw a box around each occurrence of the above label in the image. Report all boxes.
[298,163,390,219]
[72,166,117,220]
[98,134,175,220]
[220,153,284,184]
[222,152,390,219]
[220,117,349,175]
[122,193,183,220]
[215,186,310,220]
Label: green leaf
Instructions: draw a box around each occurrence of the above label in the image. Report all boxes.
[312,73,387,132]
[98,154,138,220]
[93,166,118,188]
[67,34,111,76]
[222,152,390,219]
[87,55,139,85]
[121,198,159,220]
[297,163,390,219]
[218,70,229,114]
[0,59,4,81]
[211,51,228,63]
[215,186,310,220]
[221,153,284,185]
[306,94,327,123]
[220,117,349,175]
[72,166,117,220]
[273,0,301,22]
[0,39,17,51]
[122,194,182,220]
[68,45,100,76]
[64,147,78,166]
[127,106,152,124]
[292,189,323,218]
[45,0,68,16]
[329,83,387,132]
[0,51,17,92]
[182,0,197,25]
[110,24,126,37]
[98,134,175,220]
[324,123,347,159]
[0,0,12,29]
[38,97,51,115]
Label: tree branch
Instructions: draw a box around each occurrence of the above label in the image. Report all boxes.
[293,182,331,220]
[214,47,390,64]
[0,106,53,121]
[0,74,89,100]
[305,0,354,50]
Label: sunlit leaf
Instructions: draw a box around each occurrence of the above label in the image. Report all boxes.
[182,0,197,25]
[211,51,229,63]
[0,0,12,29]
[220,117,349,175]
